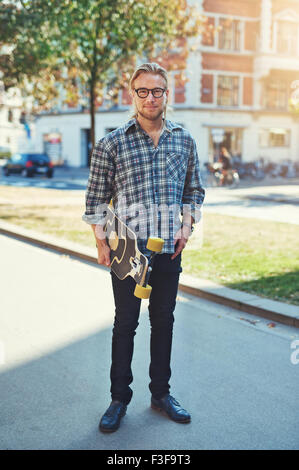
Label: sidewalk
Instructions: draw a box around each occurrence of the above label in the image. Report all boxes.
[225,183,299,205]
[1,231,298,450]
[1,219,298,328]
[203,182,299,225]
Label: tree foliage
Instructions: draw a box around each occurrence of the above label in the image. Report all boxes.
[1,0,203,146]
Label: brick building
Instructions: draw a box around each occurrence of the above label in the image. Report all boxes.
[34,0,299,167]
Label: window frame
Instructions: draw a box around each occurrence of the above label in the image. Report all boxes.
[276,20,298,56]
[259,128,291,148]
[218,17,241,51]
[217,75,240,107]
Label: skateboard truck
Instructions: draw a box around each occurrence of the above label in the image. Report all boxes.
[134,237,164,299]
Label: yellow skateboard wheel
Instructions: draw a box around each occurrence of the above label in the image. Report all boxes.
[146,237,164,252]
[134,284,152,299]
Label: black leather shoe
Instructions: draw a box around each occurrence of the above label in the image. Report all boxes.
[99,400,127,433]
[151,394,191,423]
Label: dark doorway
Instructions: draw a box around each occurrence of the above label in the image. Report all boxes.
[81,129,92,167]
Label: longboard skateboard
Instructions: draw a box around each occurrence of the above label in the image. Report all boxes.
[104,206,164,298]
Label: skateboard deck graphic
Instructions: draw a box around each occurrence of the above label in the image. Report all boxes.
[105,206,148,286]
[104,206,164,299]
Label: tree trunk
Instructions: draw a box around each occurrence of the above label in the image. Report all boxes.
[89,77,95,157]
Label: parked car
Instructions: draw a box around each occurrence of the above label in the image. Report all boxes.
[3,153,54,178]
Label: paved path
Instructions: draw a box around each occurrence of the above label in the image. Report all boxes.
[204,185,299,225]
[0,234,298,450]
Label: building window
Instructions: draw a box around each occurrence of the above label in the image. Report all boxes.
[217,75,239,106]
[276,21,298,55]
[259,128,290,147]
[264,80,288,110]
[218,18,241,51]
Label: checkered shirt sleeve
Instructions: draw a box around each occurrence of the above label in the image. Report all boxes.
[82,138,115,224]
[182,137,205,223]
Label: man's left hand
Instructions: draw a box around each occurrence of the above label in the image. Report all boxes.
[171,225,192,260]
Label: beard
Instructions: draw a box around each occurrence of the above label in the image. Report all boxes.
[137,107,164,122]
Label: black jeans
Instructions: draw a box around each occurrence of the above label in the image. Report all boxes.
[109,253,182,405]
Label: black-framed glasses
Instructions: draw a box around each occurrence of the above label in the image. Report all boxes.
[134,87,166,98]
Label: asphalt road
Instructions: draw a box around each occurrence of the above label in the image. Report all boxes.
[204,186,299,225]
[0,169,87,191]
[0,234,298,450]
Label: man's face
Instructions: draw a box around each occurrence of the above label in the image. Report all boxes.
[132,73,169,122]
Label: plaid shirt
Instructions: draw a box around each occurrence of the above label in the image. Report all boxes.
[82,118,205,255]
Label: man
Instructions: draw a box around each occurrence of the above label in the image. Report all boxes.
[219,147,232,170]
[82,62,205,433]
[218,146,232,186]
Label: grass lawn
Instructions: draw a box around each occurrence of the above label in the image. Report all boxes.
[183,214,299,305]
[0,185,298,305]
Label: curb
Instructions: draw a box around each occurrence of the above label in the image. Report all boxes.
[1,221,298,329]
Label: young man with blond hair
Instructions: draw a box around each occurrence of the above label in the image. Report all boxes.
[83,62,205,432]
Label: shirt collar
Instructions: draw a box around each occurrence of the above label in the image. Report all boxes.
[124,118,182,134]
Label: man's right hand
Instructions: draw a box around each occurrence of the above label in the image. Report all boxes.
[92,223,111,266]
[97,243,111,267]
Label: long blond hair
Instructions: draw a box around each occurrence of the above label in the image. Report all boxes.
[129,62,168,119]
